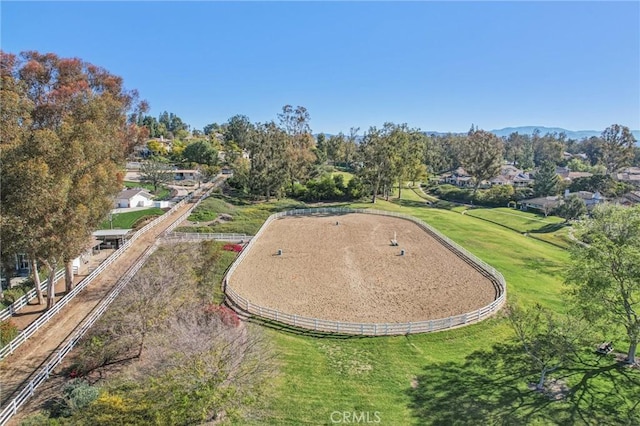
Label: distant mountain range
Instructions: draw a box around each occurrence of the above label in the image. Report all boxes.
[317,126,640,145]
[424,126,640,142]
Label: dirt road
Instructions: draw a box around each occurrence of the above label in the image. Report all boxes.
[0,201,194,408]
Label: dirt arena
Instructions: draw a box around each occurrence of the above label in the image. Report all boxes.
[229,213,499,323]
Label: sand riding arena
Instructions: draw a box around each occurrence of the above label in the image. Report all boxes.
[224,208,506,335]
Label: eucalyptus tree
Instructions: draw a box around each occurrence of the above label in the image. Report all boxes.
[0,50,146,304]
[278,105,315,189]
[358,126,394,203]
[600,124,637,174]
[459,128,504,198]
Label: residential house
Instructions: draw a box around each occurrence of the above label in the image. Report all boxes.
[616,167,640,187]
[519,196,562,216]
[9,238,101,278]
[490,165,534,188]
[442,165,534,189]
[115,189,154,208]
[520,190,605,215]
[440,167,475,188]
[512,173,535,188]
[614,191,640,206]
[568,190,605,209]
[173,169,200,181]
[555,166,592,182]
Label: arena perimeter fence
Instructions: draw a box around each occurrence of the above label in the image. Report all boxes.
[224,207,507,336]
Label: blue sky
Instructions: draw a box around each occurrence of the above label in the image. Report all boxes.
[2,1,639,134]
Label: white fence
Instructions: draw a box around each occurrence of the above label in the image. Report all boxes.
[0,244,158,426]
[0,179,222,424]
[0,188,194,360]
[164,232,252,242]
[224,207,507,336]
[0,269,64,322]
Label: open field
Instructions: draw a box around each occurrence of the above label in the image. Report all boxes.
[232,193,635,425]
[230,213,497,323]
[463,207,573,249]
[98,207,165,230]
[84,190,637,425]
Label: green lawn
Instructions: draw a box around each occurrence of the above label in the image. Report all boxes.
[196,190,640,425]
[123,181,170,200]
[99,207,165,230]
[180,190,638,425]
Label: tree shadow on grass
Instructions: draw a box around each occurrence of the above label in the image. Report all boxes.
[407,342,640,425]
[529,223,567,234]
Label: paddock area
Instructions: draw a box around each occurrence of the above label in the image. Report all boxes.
[228,212,499,323]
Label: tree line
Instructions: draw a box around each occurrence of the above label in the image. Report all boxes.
[206,108,637,205]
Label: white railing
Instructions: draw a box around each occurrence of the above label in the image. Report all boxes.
[0,269,64,322]
[224,207,507,336]
[0,244,158,426]
[164,232,252,242]
[0,177,224,424]
[0,190,194,360]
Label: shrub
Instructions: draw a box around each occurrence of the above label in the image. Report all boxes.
[50,379,100,417]
[479,184,515,206]
[18,411,60,425]
[2,281,33,305]
[222,244,243,253]
[205,304,241,328]
[0,320,18,346]
[432,184,473,203]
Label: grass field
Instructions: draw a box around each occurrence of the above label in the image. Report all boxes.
[181,196,304,235]
[184,190,638,425]
[463,207,573,249]
[99,207,165,230]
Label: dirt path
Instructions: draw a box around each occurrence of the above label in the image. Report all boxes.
[0,201,193,408]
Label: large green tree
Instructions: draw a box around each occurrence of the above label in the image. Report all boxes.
[1,51,145,304]
[566,204,640,364]
[600,124,637,174]
[533,161,559,197]
[507,302,585,390]
[459,128,504,197]
[358,126,393,203]
[247,122,289,201]
[556,194,587,223]
[183,140,218,167]
[278,105,316,189]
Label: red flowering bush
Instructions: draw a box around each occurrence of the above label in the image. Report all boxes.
[222,243,243,253]
[204,304,241,328]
